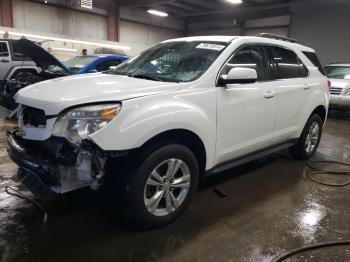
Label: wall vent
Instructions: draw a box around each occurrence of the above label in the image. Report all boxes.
[81,0,93,9]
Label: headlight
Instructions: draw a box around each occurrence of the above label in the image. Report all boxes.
[52,103,121,143]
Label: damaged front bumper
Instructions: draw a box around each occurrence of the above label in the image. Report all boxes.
[7,130,108,199]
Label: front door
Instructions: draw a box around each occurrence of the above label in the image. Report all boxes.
[216,45,277,165]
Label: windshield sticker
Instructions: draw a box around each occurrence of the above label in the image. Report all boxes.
[196,43,225,51]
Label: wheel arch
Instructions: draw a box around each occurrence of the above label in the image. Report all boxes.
[311,105,327,124]
[139,129,207,176]
[7,67,40,79]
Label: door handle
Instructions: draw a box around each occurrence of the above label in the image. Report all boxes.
[304,84,311,90]
[0,59,9,63]
[264,90,276,99]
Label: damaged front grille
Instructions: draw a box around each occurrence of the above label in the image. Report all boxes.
[20,105,47,128]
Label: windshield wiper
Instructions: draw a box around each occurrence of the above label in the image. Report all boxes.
[128,73,163,82]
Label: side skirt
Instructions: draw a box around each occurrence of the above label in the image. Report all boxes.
[206,139,298,176]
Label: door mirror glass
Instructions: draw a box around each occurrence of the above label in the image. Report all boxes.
[219,67,257,85]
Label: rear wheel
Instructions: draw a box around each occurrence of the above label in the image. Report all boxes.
[290,114,323,160]
[117,144,199,228]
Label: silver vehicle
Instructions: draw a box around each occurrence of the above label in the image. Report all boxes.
[325,63,350,110]
[0,39,41,80]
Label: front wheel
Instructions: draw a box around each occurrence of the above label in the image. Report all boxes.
[117,144,199,228]
[290,114,323,160]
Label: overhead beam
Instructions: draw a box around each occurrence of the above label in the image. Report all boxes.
[165,1,203,12]
[176,2,290,18]
[180,0,219,10]
[187,7,291,23]
[116,0,174,6]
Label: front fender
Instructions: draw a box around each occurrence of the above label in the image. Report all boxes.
[89,91,217,169]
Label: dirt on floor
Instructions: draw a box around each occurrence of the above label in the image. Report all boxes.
[0,109,350,262]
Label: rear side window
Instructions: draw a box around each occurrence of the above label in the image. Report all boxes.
[0,42,9,57]
[270,46,308,79]
[303,51,325,75]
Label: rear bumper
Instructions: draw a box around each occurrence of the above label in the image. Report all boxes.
[7,130,59,199]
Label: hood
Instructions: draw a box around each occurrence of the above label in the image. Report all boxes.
[16,73,181,115]
[328,78,350,89]
[18,39,70,74]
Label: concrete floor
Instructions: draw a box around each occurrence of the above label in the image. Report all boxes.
[1,108,350,262]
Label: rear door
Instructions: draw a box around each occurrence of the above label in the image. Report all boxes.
[267,46,310,144]
[0,41,12,80]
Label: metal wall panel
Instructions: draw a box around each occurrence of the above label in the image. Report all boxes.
[12,0,108,40]
[290,9,350,64]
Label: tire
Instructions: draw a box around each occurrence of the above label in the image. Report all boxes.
[289,114,323,160]
[117,144,199,229]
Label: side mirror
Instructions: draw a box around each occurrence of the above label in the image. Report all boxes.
[109,66,118,71]
[218,67,258,86]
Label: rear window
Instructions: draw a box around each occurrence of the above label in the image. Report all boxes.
[303,51,325,75]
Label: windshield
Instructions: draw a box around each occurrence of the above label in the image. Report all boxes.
[111,41,228,82]
[324,66,350,79]
[50,56,98,74]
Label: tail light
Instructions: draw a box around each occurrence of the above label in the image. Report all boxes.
[327,79,331,91]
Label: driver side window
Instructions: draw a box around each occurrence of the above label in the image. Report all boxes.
[221,45,269,81]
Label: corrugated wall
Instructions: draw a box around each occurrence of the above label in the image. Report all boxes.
[119,20,183,55]
[290,9,350,64]
[12,0,108,40]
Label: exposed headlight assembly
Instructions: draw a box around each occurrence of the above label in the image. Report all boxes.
[52,103,121,143]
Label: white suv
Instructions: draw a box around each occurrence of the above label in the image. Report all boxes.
[8,35,329,228]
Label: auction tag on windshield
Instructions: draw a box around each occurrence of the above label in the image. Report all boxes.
[196,43,225,51]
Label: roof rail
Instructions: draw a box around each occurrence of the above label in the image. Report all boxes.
[257,33,298,44]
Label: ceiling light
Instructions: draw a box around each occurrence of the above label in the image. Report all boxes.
[147,9,168,17]
[225,0,243,4]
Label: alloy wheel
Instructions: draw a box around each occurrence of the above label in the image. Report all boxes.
[144,159,191,217]
[305,121,320,153]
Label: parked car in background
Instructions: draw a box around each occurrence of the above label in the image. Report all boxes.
[8,35,329,228]
[50,54,129,75]
[0,39,41,80]
[325,63,350,110]
[0,38,129,109]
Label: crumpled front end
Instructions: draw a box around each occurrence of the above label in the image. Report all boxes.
[8,129,108,199]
